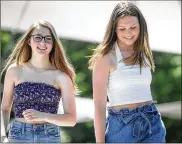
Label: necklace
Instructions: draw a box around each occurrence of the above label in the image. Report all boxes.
[28,62,50,73]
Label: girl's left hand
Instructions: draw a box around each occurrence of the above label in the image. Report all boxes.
[22,109,46,122]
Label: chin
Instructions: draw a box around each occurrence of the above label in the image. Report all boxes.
[36,52,50,56]
[123,41,135,46]
[118,38,135,46]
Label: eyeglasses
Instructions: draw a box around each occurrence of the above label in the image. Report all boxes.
[30,35,53,44]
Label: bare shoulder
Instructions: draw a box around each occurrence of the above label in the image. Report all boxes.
[94,54,111,69]
[6,63,22,77]
[8,63,18,70]
[94,50,117,72]
[55,70,70,79]
[55,70,72,87]
[3,63,24,85]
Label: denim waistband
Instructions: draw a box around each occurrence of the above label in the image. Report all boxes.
[107,101,158,115]
[9,119,61,142]
[12,119,55,127]
[107,102,158,138]
[11,119,59,133]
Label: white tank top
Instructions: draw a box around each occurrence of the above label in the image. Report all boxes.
[107,42,153,106]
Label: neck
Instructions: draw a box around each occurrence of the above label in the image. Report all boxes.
[29,55,52,69]
[117,40,134,51]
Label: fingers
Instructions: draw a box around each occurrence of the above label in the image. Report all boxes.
[22,109,36,121]
[23,112,34,118]
[23,109,35,115]
[23,113,36,120]
[22,109,42,121]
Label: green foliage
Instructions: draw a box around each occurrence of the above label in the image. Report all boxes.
[163,117,182,142]
[61,39,96,98]
[61,122,95,143]
[152,52,181,103]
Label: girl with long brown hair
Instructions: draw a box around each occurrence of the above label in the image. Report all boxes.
[89,1,166,143]
[1,20,77,143]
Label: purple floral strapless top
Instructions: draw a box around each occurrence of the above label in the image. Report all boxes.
[13,82,61,118]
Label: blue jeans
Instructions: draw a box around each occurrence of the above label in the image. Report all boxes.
[8,119,61,143]
[105,103,166,143]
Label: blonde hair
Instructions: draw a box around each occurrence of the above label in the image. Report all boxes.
[1,20,78,93]
[88,2,155,73]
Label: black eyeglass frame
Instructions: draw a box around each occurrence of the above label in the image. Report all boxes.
[30,34,54,44]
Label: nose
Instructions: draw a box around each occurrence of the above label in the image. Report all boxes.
[39,38,46,45]
[125,29,132,36]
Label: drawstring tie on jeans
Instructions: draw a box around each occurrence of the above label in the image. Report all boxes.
[122,111,152,138]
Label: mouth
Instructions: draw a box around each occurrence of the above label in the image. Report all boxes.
[37,47,47,50]
[124,36,134,40]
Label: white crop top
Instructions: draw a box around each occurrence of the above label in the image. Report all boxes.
[107,42,153,106]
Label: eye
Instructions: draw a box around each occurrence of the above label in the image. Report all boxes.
[33,35,42,42]
[120,28,125,31]
[131,27,136,29]
[45,37,53,43]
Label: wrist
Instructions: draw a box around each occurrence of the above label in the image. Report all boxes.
[42,112,48,121]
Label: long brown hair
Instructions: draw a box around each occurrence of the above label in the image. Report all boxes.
[1,20,78,93]
[88,1,155,72]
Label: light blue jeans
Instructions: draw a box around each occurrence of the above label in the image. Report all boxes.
[8,119,61,143]
[105,102,166,143]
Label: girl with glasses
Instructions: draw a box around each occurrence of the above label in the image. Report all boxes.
[1,20,77,143]
[89,1,166,143]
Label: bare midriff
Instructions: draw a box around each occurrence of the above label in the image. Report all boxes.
[15,118,48,124]
[111,100,153,110]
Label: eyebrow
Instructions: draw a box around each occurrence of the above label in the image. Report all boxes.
[32,33,52,37]
[117,24,138,28]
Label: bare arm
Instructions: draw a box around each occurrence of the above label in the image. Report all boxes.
[93,55,110,143]
[23,72,76,127]
[44,73,76,126]
[1,66,16,136]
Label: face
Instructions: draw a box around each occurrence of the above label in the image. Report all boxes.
[29,26,54,56]
[115,16,140,48]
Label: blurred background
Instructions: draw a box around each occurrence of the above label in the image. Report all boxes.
[1,1,181,143]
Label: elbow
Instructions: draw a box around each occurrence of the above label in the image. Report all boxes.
[70,122,76,127]
[1,104,12,113]
[69,115,76,127]
[57,114,76,127]
[1,108,11,114]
